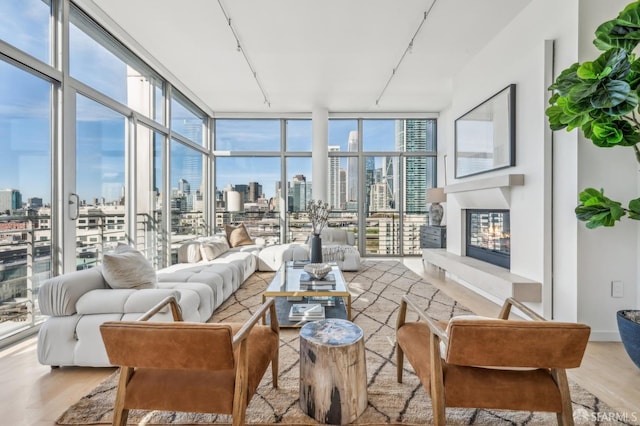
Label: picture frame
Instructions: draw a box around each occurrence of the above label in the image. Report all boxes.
[454,84,516,178]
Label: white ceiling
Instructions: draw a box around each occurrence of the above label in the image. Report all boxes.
[76,0,532,115]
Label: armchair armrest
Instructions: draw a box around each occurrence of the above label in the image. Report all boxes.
[498,297,545,321]
[232,297,278,349]
[398,295,448,345]
[137,295,184,321]
[396,295,447,420]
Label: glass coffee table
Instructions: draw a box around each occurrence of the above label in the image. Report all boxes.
[263,262,351,328]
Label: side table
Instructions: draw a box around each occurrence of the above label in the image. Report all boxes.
[299,319,368,425]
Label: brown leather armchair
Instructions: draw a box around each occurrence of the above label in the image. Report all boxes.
[100,295,279,426]
[396,296,590,426]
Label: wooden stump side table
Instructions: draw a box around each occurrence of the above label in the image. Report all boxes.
[299,319,368,425]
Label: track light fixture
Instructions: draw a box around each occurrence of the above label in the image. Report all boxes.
[217,0,271,107]
[375,0,438,107]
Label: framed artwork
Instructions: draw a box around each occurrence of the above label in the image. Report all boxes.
[454,84,516,178]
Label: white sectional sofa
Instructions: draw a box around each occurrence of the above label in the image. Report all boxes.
[37,228,360,367]
[37,235,262,367]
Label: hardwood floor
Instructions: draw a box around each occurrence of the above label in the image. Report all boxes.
[0,258,638,425]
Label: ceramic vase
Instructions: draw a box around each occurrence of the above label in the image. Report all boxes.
[310,234,323,263]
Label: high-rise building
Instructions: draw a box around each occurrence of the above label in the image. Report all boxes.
[0,189,22,212]
[383,156,396,208]
[235,184,249,202]
[27,197,43,209]
[291,174,311,212]
[328,146,341,209]
[339,169,346,210]
[273,181,282,212]
[369,182,389,211]
[178,178,190,195]
[248,182,261,202]
[399,120,429,214]
[347,131,358,203]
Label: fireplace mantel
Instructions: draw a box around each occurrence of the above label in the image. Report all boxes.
[445,174,524,193]
[444,174,524,209]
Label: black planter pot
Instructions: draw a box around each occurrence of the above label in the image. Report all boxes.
[617,310,640,369]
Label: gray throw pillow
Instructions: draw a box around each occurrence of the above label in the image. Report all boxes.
[102,245,157,289]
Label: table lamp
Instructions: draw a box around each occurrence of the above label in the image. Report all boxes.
[426,187,446,226]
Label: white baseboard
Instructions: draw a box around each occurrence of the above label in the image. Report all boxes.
[589,331,621,342]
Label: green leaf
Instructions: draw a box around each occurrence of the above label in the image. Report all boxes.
[545,105,568,131]
[590,80,631,108]
[594,2,640,51]
[548,63,581,95]
[582,119,640,147]
[591,120,623,145]
[628,198,640,219]
[575,188,627,228]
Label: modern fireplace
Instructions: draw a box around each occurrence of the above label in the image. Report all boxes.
[465,209,510,268]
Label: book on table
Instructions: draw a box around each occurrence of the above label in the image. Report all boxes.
[288,303,325,321]
[299,273,336,290]
[306,296,336,307]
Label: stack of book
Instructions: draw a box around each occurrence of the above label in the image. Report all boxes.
[288,303,325,321]
[299,273,336,290]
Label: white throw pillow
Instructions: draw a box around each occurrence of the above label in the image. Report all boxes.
[177,241,202,263]
[102,246,157,290]
[200,241,229,261]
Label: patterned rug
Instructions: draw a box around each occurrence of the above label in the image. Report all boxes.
[57,260,633,425]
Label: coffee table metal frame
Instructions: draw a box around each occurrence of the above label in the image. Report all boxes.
[262,262,351,328]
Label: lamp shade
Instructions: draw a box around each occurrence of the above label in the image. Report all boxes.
[426,187,446,204]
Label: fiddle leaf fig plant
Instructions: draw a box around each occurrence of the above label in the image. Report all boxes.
[547,0,640,228]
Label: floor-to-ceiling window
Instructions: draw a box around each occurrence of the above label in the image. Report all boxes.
[331,118,436,256]
[134,124,165,268]
[170,140,206,244]
[213,118,316,245]
[0,0,213,345]
[213,117,436,252]
[0,60,53,340]
[0,0,55,343]
[75,95,127,268]
[285,120,313,242]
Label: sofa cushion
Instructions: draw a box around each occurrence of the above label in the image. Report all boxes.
[200,241,229,261]
[224,223,254,247]
[76,289,137,315]
[102,246,157,289]
[321,228,349,245]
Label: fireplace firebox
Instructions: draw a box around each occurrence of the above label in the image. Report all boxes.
[465,209,510,269]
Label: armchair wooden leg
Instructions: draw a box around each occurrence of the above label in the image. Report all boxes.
[552,369,574,426]
[429,334,446,426]
[272,345,279,388]
[232,406,247,426]
[396,298,408,383]
[113,409,129,426]
[396,343,404,383]
[113,367,133,426]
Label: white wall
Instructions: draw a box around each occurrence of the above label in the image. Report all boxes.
[440,0,639,338]
[574,0,639,340]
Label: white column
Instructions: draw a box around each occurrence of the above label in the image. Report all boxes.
[312,107,328,202]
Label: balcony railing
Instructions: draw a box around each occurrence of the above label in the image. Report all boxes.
[0,215,50,342]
